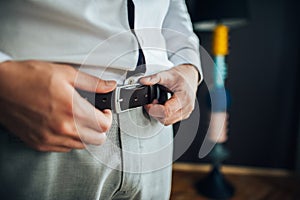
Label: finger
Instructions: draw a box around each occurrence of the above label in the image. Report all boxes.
[72,70,117,93]
[26,141,72,152]
[76,125,107,145]
[60,139,85,149]
[164,95,182,115]
[39,134,85,150]
[146,105,182,126]
[164,101,195,125]
[145,104,166,118]
[38,145,72,152]
[92,109,113,133]
[139,71,173,87]
[152,99,159,104]
[21,124,85,150]
[162,109,185,126]
[139,74,161,85]
[73,91,113,132]
[80,102,113,133]
[146,101,192,126]
[145,95,182,118]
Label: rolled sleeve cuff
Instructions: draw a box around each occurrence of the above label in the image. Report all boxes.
[169,48,203,84]
[0,52,12,63]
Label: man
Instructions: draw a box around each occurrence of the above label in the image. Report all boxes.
[0,0,202,199]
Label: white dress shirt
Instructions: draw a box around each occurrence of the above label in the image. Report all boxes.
[0,0,202,83]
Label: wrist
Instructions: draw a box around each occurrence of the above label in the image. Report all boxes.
[176,64,200,85]
[186,64,201,85]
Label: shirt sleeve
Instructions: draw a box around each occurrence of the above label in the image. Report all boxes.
[162,0,203,84]
[0,51,12,63]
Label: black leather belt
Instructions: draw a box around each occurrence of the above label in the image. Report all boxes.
[77,84,170,113]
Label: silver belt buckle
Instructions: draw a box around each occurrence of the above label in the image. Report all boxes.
[114,83,142,114]
[115,73,145,113]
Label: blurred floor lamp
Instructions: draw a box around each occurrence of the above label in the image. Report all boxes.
[188,0,249,199]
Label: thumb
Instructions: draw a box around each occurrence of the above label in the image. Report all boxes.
[72,70,117,93]
[139,73,161,86]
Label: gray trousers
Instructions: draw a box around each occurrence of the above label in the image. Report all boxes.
[0,107,173,200]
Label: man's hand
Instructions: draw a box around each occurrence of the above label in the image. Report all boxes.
[139,64,199,126]
[0,60,116,152]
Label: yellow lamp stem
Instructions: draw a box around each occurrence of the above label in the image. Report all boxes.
[212,24,229,56]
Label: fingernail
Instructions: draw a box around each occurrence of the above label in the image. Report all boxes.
[105,80,116,86]
[142,77,151,82]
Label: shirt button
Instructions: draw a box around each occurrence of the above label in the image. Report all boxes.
[128,78,135,85]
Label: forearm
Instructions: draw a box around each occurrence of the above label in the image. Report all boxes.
[162,0,203,84]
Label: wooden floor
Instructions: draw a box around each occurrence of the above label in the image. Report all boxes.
[170,163,300,200]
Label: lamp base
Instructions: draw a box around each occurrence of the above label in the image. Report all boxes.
[196,166,235,199]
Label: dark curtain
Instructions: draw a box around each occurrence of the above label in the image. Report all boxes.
[178,0,300,169]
